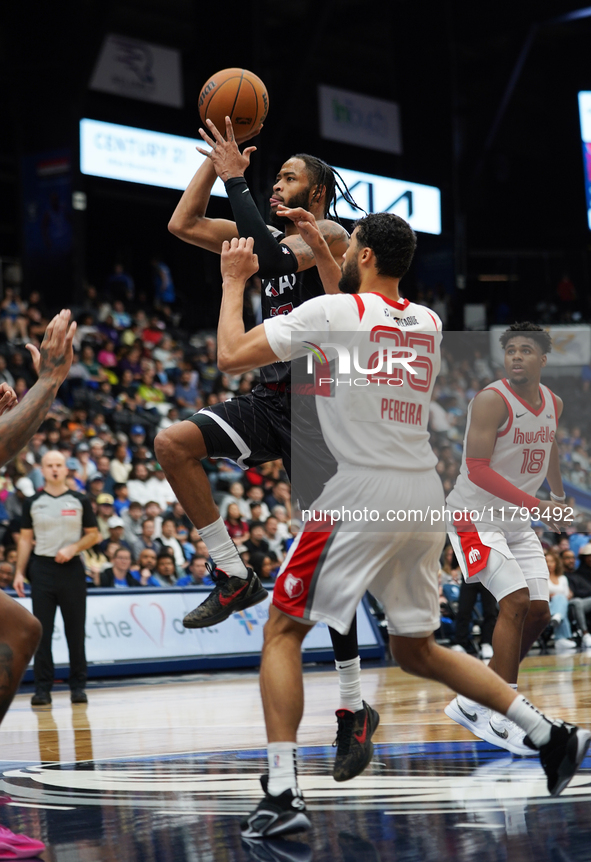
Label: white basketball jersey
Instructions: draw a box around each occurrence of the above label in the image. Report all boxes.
[447,378,558,515]
[264,291,442,470]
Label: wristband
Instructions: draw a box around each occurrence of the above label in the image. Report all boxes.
[550,491,566,502]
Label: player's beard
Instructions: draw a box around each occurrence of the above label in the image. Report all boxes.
[338,256,361,294]
[269,187,312,228]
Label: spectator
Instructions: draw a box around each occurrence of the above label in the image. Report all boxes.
[263,516,286,561]
[567,543,591,649]
[224,502,250,544]
[146,463,175,511]
[244,522,269,558]
[153,552,177,586]
[112,482,130,516]
[561,548,577,575]
[0,562,14,590]
[95,493,115,539]
[122,500,144,546]
[546,549,576,650]
[109,443,132,484]
[151,258,176,307]
[157,517,186,571]
[127,462,153,507]
[130,548,160,586]
[177,554,212,586]
[250,551,279,581]
[100,547,136,587]
[246,485,270,521]
[132,518,159,559]
[220,481,251,520]
[174,369,200,416]
[98,516,133,556]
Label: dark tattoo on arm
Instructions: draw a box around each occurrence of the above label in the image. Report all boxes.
[0,379,58,467]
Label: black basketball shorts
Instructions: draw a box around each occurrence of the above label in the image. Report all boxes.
[187,385,336,509]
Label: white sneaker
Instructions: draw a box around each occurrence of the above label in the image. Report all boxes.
[554,638,577,650]
[444,696,490,740]
[482,713,538,757]
[480,643,494,660]
[450,644,466,653]
[550,613,562,629]
[582,633,591,649]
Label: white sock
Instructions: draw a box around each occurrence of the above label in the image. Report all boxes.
[199,517,248,579]
[335,657,363,713]
[506,694,552,747]
[267,743,298,796]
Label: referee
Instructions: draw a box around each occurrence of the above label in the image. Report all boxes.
[14,450,99,705]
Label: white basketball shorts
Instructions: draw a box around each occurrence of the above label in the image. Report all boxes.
[273,464,446,637]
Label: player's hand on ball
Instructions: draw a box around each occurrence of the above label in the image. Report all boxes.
[221,237,259,284]
[275,206,325,249]
[0,383,18,416]
[197,117,257,181]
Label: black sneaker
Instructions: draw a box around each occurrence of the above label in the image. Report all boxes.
[333,701,380,782]
[31,689,51,706]
[241,777,311,838]
[536,722,591,796]
[71,689,88,704]
[183,565,268,629]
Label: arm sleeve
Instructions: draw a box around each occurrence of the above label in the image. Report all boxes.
[21,498,33,530]
[263,295,332,361]
[466,457,539,510]
[224,177,299,278]
[81,496,98,529]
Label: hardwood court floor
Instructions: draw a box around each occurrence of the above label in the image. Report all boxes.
[1,651,591,862]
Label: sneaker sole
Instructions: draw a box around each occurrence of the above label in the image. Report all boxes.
[444,699,488,741]
[551,729,591,797]
[333,707,380,782]
[183,587,268,629]
[479,721,539,758]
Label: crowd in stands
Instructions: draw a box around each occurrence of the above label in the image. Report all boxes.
[0,280,295,591]
[0,281,590,601]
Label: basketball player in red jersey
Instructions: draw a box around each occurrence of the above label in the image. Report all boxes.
[445,323,571,755]
[212,227,588,839]
[156,118,371,782]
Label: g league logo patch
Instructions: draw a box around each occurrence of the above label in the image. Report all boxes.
[283,573,304,599]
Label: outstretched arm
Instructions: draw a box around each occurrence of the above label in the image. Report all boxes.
[0,310,76,468]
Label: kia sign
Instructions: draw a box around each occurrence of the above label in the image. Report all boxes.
[319,84,402,155]
[80,119,441,233]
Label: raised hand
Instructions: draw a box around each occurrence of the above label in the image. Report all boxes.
[221,237,259,285]
[197,117,258,182]
[274,206,325,250]
[26,310,77,386]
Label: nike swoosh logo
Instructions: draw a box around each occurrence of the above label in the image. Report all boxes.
[354,714,368,744]
[219,582,249,607]
[516,412,527,418]
[490,722,508,740]
[457,702,478,723]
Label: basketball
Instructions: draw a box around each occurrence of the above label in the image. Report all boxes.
[198,68,269,138]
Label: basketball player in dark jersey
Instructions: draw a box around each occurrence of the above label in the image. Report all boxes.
[156,118,377,781]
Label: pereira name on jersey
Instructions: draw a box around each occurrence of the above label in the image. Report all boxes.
[264,292,442,470]
[446,379,558,518]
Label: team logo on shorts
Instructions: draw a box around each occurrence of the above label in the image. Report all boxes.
[468,547,481,564]
[283,573,304,599]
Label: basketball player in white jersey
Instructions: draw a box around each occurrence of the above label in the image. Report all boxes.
[212,217,588,838]
[445,324,571,755]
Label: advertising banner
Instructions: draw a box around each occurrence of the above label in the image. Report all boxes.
[90,34,183,108]
[319,85,402,154]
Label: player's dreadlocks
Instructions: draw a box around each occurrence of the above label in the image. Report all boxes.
[292,153,365,221]
[499,322,553,354]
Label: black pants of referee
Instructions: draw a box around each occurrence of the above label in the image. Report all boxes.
[29,555,87,692]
